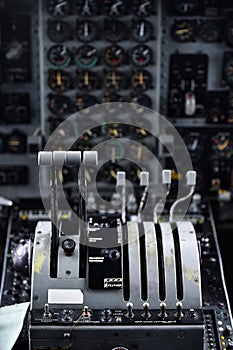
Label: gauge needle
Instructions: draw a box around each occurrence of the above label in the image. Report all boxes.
[139,1,150,15]
[84,22,89,37]
[87,49,96,57]
[113,71,117,84]
[191,139,198,151]
[110,0,122,15]
[176,28,189,34]
[218,140,229,151]
[56,21,61,32]
[111,147,116,160]
[139,71,144,85]
[110,169,117,179]
[55,1,67,16]
[137,146,142,160]
[112,129,119,137]
[84,71,89,86]
[57,71,62,85]
[139,21,145,37]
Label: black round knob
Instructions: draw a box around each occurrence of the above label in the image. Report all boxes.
[225,325,233,336]
[62,239,76,256]
[228,340,233,349]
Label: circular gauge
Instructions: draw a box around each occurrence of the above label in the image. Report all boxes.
[131,93,152,108]
[76,0,99,16]
[223,54,233,87]
[131,69,153,91]
[76,20,98,42]
[132,20,153,42]
[75,45,99,69]
[174,0,198,14]
[104,20,127,42]
[104,0,127,17]
[184,133,204,159]
[48,69,72,92]
[211,133,233,158]
[76,70,99,90]
[47,45,72,68]
[48,93,72,116]
[104,70,127,90]
[225,19,233,47]
[75,94,98,111]
[199,20,222,43]
[47,0,71,17]
[132,0,154,17]
[131,45,152,67]
[171,20,196,42]
[103,92,125,103]
[47,20,72,42]
[104,45,127,67]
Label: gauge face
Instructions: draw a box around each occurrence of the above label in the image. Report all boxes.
[104,70,127,90]
[47,45,72,68]
[76,20,98,42]
[104,20,127,42]
[131,93,152,108]
[47,0,71,17]
[104,0,127,16]
[75,45,98,69]
[76,0,99,16]
[132,0,154,17]
[211,133,233,158]
[75,94,98,110]
[48,93,72,116]
[48,69,72,92]
[199,20,222,43]
[225,20,233,47]
[174,0,198,14]
[131,45,152,67]
[171,20,196,42]
[132,20,153,42]
[47,20,72,42]
[104,45,127,67]
[223,54,233,87]
[103,92,125,103]
[131,70,153,91]
[76,70,99,90]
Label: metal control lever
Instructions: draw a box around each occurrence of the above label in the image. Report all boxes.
[137,171,149,222]
[38,151,98,277]
[169,170,196,223]
[116,171,126,224]
[154,169,171,223]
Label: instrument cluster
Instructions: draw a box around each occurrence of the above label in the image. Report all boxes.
[43,0,158,134]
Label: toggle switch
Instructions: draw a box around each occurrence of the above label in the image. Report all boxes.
[141,302,151,319]
[158,302,167,319]
[126,302,134,319]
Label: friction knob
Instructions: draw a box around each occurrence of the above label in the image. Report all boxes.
[62,239,76,256]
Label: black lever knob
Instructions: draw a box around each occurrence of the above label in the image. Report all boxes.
[62,239,76,256]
